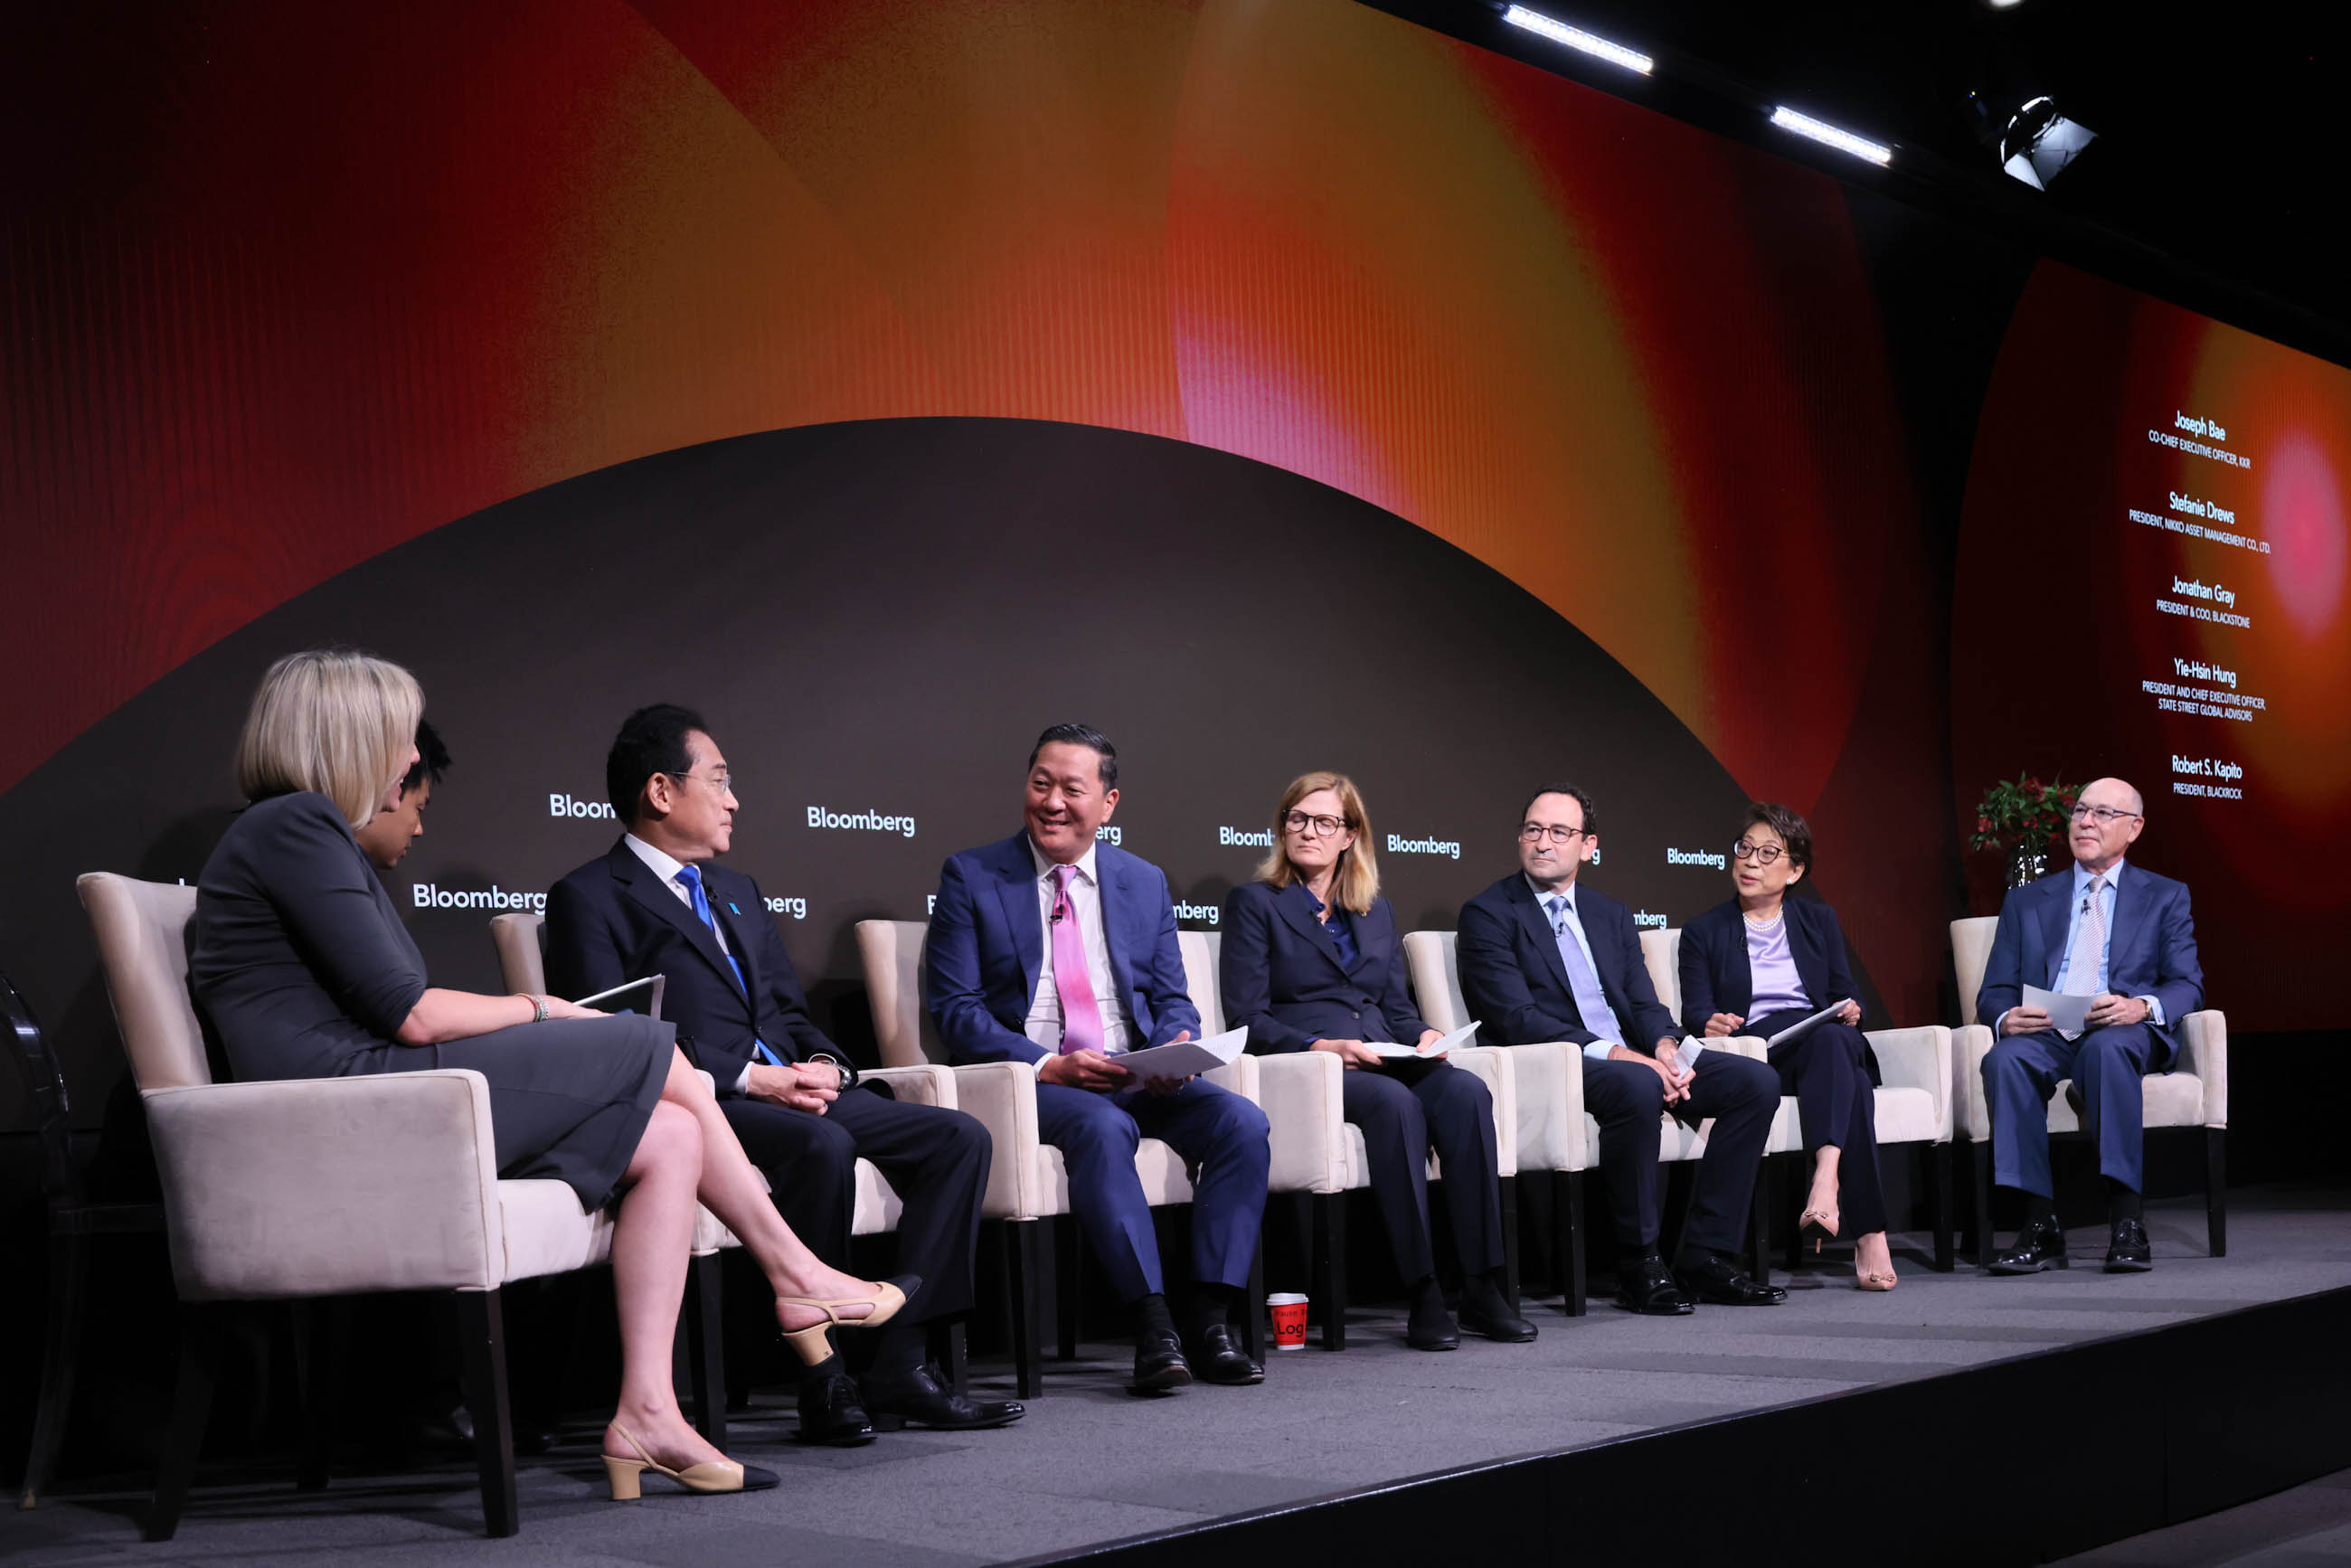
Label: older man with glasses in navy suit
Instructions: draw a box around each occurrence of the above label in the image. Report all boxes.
[1977,777,2204,1274]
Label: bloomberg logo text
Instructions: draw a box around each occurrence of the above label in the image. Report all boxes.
[807,807,916,838]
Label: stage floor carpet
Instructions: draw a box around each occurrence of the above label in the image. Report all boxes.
[14,1185,2351,1566]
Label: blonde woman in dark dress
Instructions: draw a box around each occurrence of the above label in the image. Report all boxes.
[190,651,909,1498]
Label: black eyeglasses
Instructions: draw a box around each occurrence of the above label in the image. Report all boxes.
[1731,841,1784,865]
[1284,811,1350,837]
[1519,824,1589,845]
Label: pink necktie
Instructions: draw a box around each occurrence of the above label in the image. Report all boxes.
[1051,864,1105,1056]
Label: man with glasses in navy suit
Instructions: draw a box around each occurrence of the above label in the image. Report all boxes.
[546,704,1012,1445]
[926,723,1272,1394]
[1977,777,2204,1274]
[1456,785,1784,1315]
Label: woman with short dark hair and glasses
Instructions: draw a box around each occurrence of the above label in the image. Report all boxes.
[1222,771,1534,1350]
[1676,803,1894,1290]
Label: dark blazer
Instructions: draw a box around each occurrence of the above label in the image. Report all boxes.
[1220,881,1428,1053]
[545,838,851,1092]
[1677,896,1858,1036]
[1976,862,2203,1051]
[925,831,1199,1066]
[1455,874,1675,1053]
[189,791,429,1083]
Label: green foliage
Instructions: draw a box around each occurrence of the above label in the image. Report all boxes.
[1969,773,2080,857]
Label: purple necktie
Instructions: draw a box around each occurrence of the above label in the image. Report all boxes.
[1051,864,1105,1055]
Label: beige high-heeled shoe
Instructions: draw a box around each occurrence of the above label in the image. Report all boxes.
[601,1422,777,1499]
[1856,1269,1899,1292]
[777,1274,915,1364]
[1798,1205,1840,1255]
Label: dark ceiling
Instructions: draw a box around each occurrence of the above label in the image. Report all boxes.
[1375,1,2345,364]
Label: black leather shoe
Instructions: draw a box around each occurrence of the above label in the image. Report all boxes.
[1131,1328,1194,1393]
[2105,1217,2153,1272]
[1458,1278,1538,1343]
[1187,1322,1265,1384]
[1616,1255,1695,1316]
[860,1362,1024,1430]
[1405,1289,1460,1350]
[1989,1214,2068,1274]
[795,1365,877,1446]
[1674,1253,1788,1306]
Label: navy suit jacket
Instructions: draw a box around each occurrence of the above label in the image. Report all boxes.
[544,839,850,1093]
[1220,881,1428,1053]
[1455,874,1676,1053]
[925,831,1199,1066]
[1975,862,2203,1057]
[1677,896,1858,1035]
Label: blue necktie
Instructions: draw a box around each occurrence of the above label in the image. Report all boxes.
[1544,893,1626,1042]
[676,864,782,1067]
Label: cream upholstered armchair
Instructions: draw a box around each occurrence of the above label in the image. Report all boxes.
[1184,930,1518,1349]
[76,873,731,1540]
[1639,927,1955,1271]
[1950,915,2225,1264]
[852,919,1262,1393]
[491,912,959,1388]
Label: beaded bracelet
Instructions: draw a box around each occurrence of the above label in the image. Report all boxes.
[516,993,549,1023]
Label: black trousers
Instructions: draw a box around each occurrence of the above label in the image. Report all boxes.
[720,1084,990,1325]
[1581,1048,1779,1261]
[1756,1013,1888,1236]
[1345,1058,1503,1285]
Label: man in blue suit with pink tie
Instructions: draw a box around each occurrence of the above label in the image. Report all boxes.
[1977,777,2204,1274]
[927,724,1271,1393]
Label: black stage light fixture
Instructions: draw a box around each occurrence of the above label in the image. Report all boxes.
[1995,93,2097,188]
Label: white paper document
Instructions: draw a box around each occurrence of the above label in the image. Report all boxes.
[2023,984,2092,1034]
[1764,999,1854,1048]
[573,975,665,1020]
[1673,1035,1706,1071]
[1115,1026,1249,1083]
[1365,1021,1481,1060]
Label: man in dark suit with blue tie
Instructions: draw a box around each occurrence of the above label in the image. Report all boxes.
[927,724,1271,1393]
[1456,786,1784,1313]
[546,704,1013,1443]
[1977,777,2204,1274]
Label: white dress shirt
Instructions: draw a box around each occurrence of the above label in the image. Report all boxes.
[1024,838,1135,1055]
[1528,874,1622,1060]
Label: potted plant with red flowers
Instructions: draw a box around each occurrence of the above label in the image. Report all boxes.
[1969,774,2081,888]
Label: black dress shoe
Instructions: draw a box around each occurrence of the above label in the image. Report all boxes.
[1989,1214,2068,1274]
[2105,1217,2154,1272]
[1405,1289,1460,1350]
[860,1361,1024,1430]
[795,1366,877,1446]
[1132,1328,1194,1393]
[1616,1255,1695,1316]
[1458,1278,1538,1343]
[1674,1253,1788,1306]
[1187,1322,1265,1384]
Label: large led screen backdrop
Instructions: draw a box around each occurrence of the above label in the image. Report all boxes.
[3,0,2341,1125]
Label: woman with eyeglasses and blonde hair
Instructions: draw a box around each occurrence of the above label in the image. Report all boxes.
[1221,771,1534,1351]
[1676,802,1893,1290]
[189,650,911,1498]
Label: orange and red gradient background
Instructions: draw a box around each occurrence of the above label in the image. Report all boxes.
[8,0,1946,1012]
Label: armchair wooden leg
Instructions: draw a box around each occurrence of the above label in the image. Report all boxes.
[681,1253,726,1450]
[929,1320,968,1396]
[1931,1143,1956,1272]
[2206,1128,2228,1258]
[1054,1214,1082,1360]
[455,1289,518,1539]
[147,1303,225,1542]
[1004,1219,1046,1400]
[20,1229,87,1511]
[1783,1155,1803,1272]
[1970,1138,1995,1268]
[1499,1176,1521,1310]
[1560,1172,1587,1318]
[290,1298,347,1493]
[1748,1164,1771,1283]
[1242,1238,1268,1362]
[1312,1191,1347,1351]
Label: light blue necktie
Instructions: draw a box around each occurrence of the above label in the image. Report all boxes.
[1544,893,1625,1042]
[675,864,783,1066]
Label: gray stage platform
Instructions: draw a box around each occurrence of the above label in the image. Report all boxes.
[13,1186,2351,1566]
